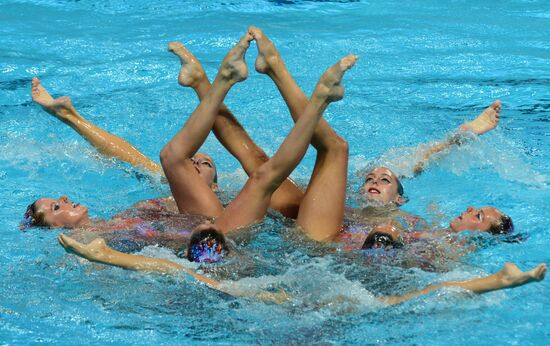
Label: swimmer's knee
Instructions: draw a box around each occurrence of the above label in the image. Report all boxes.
[249,162,277,191]
[325,135,348,157]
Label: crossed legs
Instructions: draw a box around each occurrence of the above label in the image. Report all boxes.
[212,49,357,233]
[249,27,349,241]
[168,42,304,219]
[167,27,350,240]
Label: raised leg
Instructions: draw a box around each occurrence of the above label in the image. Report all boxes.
[214,55,357,234]
[461,100,501,134]
[31,78,161,174]
[250,27,351,241]
[168,42,304,218]
[160,33,252,217]
[412,100,502,176]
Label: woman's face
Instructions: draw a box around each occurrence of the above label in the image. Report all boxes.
[192,153,217,189]
[361,167,403,205]
[449,206,502,232]
[34,196,89,228]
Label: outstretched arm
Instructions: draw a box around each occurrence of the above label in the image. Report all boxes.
[382,262,546,305]
[58,234,287,303]
[31,78,162,174]
[59,235,545,306]
[411,100,501,176]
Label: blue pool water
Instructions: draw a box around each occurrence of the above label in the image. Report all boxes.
[1,0,549,344]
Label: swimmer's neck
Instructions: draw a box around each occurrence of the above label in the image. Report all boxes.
[358,204,401,216]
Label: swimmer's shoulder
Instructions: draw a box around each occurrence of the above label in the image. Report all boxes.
[130,196,179,214]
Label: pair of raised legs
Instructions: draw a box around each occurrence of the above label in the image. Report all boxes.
[158,29,355,239]
[31,27,500,241]
[32,27,352,242]
[37,29,544,306]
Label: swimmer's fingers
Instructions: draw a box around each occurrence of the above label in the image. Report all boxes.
[254,288,289,304]
[58,234,74,251]
[58,234,107,261]
[58,234,86,256]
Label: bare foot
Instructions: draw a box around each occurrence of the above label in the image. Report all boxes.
[460,100,501,135]
[58,234,109,261]
[31,77,77,122]
[167,42,207,88]
[500,262,547,287]
[248,26,282,75]
[312,54,358,103]
[217,33,253,84]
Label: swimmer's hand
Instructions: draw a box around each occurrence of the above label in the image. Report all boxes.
[254,288,289,304]
[59,234,186,275]
[220,282,290,304]
[58,234,110,262]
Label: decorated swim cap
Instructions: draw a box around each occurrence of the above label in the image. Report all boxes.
[20,203,37,230]
[187,228,228,263]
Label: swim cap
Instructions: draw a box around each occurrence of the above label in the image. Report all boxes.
[187,227,228,263]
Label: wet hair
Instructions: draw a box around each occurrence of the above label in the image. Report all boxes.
[22,201,47,228]
[186,227,228,263]
[488,214,514,235]
[395,176,404,197]
[212,163,218,184]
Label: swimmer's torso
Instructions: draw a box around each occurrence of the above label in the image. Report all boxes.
[69,197,212,253]
[335,206,427,250]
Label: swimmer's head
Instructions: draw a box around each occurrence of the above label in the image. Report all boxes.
[450,206,513,234]
[361,167,406,206]
[23,196,89,229]
[487,213,514,235]
[362,223,404,250]
[192,153,218,191]
[186,224,228,263]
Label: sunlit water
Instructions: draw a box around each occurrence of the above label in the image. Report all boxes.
[1,0,549,344]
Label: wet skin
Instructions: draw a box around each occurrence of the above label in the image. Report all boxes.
[361,167,404,205]
[34,196,89,228]
[191,152,217,188]
[450,206,503,232]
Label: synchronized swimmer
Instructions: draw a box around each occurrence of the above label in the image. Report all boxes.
[24,27,545,305]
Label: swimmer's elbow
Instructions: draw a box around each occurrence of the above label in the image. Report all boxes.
[160,142,185,168]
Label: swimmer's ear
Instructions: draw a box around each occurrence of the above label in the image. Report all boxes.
[211,183,219,193]
[394,195,408,206]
